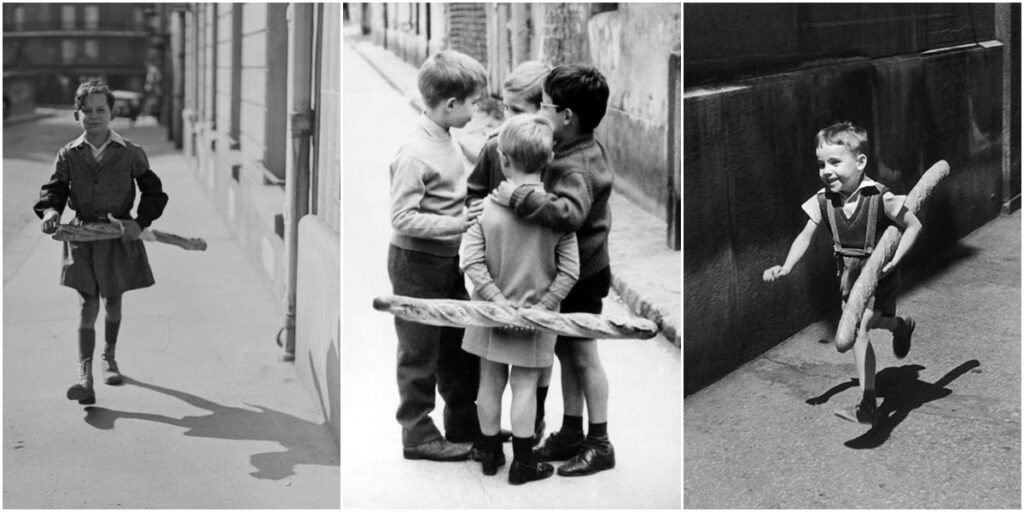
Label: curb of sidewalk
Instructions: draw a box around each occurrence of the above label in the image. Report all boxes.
[346,27,681,347]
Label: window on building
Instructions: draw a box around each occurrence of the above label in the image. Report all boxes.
[263,3,289,181]
[83,40,99,62]
[13,6,25,30]
[84,6,99,30]
[61,40,76,64]
[134,7,145,30]
[61,5,76,30]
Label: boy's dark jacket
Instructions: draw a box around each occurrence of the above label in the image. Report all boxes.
[509,133,613,279]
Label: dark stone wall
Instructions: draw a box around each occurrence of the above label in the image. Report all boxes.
[683,46,1005,394]
[685,3,996,88]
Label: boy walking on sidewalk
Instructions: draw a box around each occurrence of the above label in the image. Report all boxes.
[388,50,488,461]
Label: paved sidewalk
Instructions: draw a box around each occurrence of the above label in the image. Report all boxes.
[3,118,339,508]
[346,25,681,346]
[685,211,1021,508]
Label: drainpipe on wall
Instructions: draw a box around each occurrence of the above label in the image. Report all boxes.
[282,2,314,361]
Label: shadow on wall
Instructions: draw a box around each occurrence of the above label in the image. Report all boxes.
[83,377,339,480]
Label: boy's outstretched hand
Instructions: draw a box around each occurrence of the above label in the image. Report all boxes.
[763,265,789,283]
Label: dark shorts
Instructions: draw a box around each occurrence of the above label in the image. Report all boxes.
[557,266,612,344]
[837,255,899,317]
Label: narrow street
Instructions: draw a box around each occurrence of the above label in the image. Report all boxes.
[341,41,681,508]
[3,115,339,508]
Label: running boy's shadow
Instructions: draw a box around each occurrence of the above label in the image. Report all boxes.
[83,377,338,480]
[805,360,981,450]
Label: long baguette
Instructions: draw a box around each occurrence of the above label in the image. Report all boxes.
[373,295,659,340]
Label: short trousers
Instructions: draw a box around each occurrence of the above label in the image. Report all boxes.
[556,266,612,344]
[837,255,899,317]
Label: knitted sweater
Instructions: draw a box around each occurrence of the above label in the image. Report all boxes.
[509,134,613,279]
[389,114,468,256]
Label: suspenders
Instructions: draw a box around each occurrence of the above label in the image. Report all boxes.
[824,189,881,258]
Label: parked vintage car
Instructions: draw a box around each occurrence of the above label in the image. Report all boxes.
[111,90,143,121]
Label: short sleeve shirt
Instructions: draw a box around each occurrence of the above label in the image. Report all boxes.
[800,177,907,225]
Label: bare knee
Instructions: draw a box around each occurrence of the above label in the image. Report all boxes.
[104,295,122,323]
[78,292,100,328]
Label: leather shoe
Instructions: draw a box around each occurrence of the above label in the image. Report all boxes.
[533,430,584,462]
[403,439,471,461]
[479,449,506,476]
[557,439,615,476]
[508,460,554,485]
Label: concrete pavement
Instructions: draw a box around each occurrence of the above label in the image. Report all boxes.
[684,211,1021,508]
[345,25,681,347]
[342,38,680,509]
[3,116,339,508]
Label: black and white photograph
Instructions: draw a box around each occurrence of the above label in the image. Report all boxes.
[684,3,1020,509]
[3,3,340,508]
[342,3,680,508]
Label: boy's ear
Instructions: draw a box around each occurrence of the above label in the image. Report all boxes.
[444,97,458,111]
[497,149,510,169]
[856,152,867,170]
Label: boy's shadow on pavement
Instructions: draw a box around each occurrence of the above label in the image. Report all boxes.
[82,377,339,480]
[805,359,981,449]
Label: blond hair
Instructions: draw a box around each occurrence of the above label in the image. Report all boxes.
[815,121,869,159]
[497,114,554,174]
[417,50,488,109]
[502,61,550,107]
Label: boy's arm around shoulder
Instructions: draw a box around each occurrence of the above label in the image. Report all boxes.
[509,164,591,233]
[34,146,72,220]
[537,232,580,310]
[458,217,510,305]
[129,144,169,229]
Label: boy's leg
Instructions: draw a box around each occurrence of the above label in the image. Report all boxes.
[535,366,552,442]
[508,366,554,485]
[476,359,508,476]
[477,359,508,436]
[101,295,123,384]
[509,366,542,438]
[536,267,612,463]
[436,264,481,443]
[388,245,468,460]
[835,309,878,425]
[558,338,616,477]
[534,342,586,461]
[69,291,100,404]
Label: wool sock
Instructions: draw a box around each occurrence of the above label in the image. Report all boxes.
[512,436,534,463]
[104,320,120,350]
[78,328,96,363]
[562,414,584,436]
[588,422,608,440]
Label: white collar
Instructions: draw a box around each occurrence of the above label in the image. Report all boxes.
[72,129,126,150]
